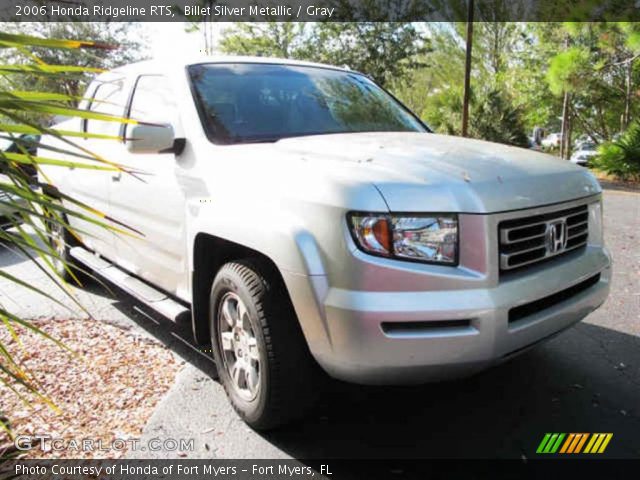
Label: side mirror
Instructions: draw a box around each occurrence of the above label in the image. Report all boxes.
[126,123,177,154]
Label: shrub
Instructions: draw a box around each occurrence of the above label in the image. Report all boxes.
[421,87,529,147]
[592,122,640,181]
[470,89,530,148]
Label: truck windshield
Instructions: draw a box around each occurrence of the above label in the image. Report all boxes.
[188,63,427,144]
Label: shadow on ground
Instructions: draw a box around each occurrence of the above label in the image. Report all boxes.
[81,278,217,379]
[85,271,640,459]
[263,322,640,459]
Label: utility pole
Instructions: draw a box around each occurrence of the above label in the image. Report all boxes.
[461,0,474,137]
[559,36,570,159]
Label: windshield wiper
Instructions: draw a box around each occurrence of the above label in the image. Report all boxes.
[242,137,282,144]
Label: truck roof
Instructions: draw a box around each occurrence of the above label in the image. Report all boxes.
[106,55,353,77]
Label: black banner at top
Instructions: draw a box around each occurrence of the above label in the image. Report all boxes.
[2,0,640,22]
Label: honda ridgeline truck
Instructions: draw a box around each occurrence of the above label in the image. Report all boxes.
[40,58,611,429]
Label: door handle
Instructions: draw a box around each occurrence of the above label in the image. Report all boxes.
[111,172,122,182]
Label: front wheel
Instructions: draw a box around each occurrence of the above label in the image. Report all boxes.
[209,260,319,430]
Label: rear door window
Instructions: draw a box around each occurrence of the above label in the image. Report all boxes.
[85,79,126,136]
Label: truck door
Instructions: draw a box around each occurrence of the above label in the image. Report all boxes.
[109,74,188,298]
[65,77,127,261]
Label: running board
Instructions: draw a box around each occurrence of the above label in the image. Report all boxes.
[70,246,190,322]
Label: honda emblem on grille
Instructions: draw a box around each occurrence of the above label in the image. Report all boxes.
[546,219,568,254]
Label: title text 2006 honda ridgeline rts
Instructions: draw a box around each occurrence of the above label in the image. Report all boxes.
[41,58,611,429]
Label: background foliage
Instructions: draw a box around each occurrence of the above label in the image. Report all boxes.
[218,20,640,164]
[219,22,429,88]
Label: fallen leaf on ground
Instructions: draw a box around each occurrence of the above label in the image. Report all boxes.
[0,317,181,459]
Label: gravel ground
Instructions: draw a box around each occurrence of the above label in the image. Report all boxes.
[0,318,180,459]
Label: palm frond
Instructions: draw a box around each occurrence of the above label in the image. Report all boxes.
[0,31,140,439]
[0,123,124,141]
[0,32,114,50]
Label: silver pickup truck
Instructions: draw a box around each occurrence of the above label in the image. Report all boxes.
[41,57,611,429]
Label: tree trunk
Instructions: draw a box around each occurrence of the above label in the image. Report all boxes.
[560,90,569,159]
[461,0,474,137]
[565,100,573,160]
[623,61,632,130]
[202,0,213,54]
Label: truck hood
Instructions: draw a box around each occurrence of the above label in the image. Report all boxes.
[273,132,601,213]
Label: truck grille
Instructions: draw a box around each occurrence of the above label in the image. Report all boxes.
[499,204,589,271]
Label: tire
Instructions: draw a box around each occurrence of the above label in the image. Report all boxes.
[44,211,84,284]
[209,259,319,430]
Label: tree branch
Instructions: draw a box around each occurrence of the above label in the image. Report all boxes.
[598,52,640,71]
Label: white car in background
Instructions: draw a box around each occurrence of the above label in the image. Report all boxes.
[541,132,562,148]
[570,142,598,167]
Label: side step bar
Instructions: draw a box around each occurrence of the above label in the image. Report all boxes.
[70,246,190,322]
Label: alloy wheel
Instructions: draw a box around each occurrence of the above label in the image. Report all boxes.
[217,291,261,401]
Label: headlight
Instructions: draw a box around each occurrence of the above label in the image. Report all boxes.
[348,213,458,265]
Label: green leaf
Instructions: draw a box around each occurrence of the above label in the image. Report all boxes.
[0,134,119,163]
[0,269,73,313]
[0,64,103,74]
[0,362,59,414]
[0,123,123,141]
[1,152,119,171]
[0,32,112,50]
[0,230,88,313]
[7,90,86,103]
[0,110,140,174]
[0,182,141,237]
[0,101,137,124]
[1,308,76,357]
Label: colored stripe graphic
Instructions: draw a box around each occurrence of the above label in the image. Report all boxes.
[550,433,565,453]
[584,434,598,453]
[591,434,606,453]
[574,434,589,453]
[584,433,614,454]
[559,434,575,453]
[536,433,552,453]
[597,434,613,453]
[567,433,582,453]
[544,433,560,453]
[538,433,613,454]
[537,433,566,453]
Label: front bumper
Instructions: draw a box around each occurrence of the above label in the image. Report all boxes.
[314,247,610,384]
[284,196,611,384]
